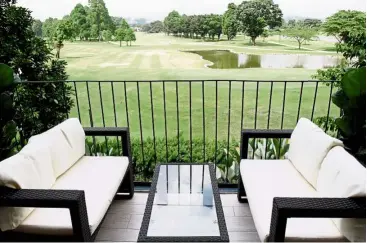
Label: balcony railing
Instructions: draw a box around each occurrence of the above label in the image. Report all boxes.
[19,80,338,183]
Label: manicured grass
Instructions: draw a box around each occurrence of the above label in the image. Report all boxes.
[61,33,339,141]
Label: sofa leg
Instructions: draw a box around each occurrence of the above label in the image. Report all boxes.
[117,165,134,199]
[237,173,247,203]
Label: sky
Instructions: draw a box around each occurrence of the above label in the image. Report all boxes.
[17,0,366,22]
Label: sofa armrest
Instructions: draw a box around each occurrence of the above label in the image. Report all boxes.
[83,127,131,159]
[240,129,293,159]
[268,197,366,242]
[0,187,91,242]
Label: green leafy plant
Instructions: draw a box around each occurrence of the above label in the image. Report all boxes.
[215,146,240,183]
[249,138,289,159]
[313,116,338,137]
[85,135,237,182]
[332,67,366,162]
[0,64,18,161]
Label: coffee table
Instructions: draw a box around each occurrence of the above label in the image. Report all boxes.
[138,163,229,242]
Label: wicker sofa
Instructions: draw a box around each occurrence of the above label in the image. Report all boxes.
[238,118,366,242]
[0,118,134,241]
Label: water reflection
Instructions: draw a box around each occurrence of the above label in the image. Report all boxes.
[186,50,341,69]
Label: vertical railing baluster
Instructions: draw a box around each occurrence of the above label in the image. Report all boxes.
[98,82,108,151]
[296,82,304,123]
[111,82,120,155]
[86,81,96,149]
[240,81,245,132]
[265,81,274,158]
[279,82,287,159]
[189,82,192,163]
[281,82,287,129]
[226,81,232,182]
[61,82,69,119]
[202,81,205,163]
[149,82,157,164]
[325,82,334,132]
[254,81,259,129]
[176,81,180,162]
[73,82,81,122]
[215,81,218,172]
[136,82,145,165]
[311,82,319,122]
[163,82,168,163]
[252,81,259,159]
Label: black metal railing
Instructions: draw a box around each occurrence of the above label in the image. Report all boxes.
[19,80,338,183]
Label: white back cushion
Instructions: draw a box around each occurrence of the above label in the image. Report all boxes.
[18,142,56,189]
[287,118,343,188]
[29,126,74,178]
[0,154,40,231]
[317,146,366,242]
[58,118,85,163]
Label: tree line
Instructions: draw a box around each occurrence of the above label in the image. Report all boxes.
[155,0,365,50]
[161,0,283,45]
[31,0,137,58]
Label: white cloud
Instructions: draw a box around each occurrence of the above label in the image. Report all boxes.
[17,0,366,21]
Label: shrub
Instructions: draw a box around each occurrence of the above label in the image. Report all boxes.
[86,135,238,182]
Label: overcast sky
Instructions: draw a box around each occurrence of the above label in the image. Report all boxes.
[17,0,366,21]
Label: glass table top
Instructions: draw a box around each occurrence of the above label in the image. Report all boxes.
[147,164,219,237]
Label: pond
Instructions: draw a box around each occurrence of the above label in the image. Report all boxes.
[186,50,341,69]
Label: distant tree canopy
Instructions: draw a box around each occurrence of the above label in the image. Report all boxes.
[222,3,238,40]
[323,10,366,43]
[32,19,42,37]
[237,0,283,45]
[142,21,164,33]
[114,18,136,47]
[283,26,318,49]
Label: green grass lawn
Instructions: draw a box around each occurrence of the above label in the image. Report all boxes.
[61,33,339,141]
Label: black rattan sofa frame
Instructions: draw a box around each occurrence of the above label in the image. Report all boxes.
[0,127,134,242]
[237,129,366,242]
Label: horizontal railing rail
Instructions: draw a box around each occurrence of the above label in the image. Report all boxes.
[17,80,338,183]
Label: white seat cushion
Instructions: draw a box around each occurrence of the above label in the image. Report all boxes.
[15,156,129,235]
[317,146,366,242]
[286,118,343,188]
[29,124,75,178]
[240,159,346,242]
[57,118,86,164]
[0,154,44,231]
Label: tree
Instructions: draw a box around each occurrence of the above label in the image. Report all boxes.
[222,3,238,40]
[0,0,73,144]
[237,0,283,45]
[164,10,182,35]
[115,28,125,46]
[261,29,269,42]
[102,29,112,41]
[303,18,322,29]
[32,19,42,37]
[323,10,366,43]
[284,26,318,49]
[70,3,89,40]
[54,19,74,58]
[88,0,114,41]
[124,28,136,46]
[149,21,164,33]
[120,18,130,30]
[42,17,59,46]
[197,15,210,39]
[142,23,151,32]
[207,14,222,40]
[115,18,130,46]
